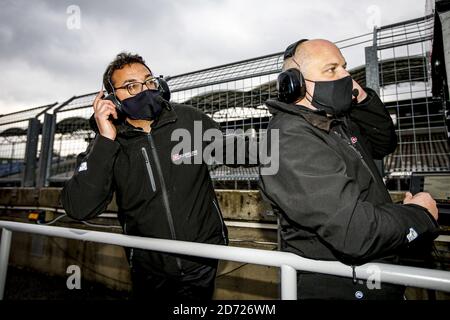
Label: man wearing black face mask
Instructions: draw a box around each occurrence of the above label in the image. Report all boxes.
[61,52,230,300]
[259,39,440,300]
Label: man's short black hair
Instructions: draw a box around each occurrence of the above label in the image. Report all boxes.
[103,52,149,94]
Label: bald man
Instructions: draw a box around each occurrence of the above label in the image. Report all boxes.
[259,39,439,300]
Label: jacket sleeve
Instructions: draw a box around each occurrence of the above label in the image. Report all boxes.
[201,113,258,167]
[349,88,397,159]
[259,124,439,265]
[61,134,120,221]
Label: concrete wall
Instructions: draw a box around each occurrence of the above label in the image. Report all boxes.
[1,189,280,299]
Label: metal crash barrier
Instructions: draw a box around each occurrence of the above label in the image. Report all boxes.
[1,220,450,300]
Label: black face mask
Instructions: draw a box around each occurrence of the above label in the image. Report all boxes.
[121,89,163,120]
[305,75,353,115]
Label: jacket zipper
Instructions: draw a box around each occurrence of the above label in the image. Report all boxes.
[129,248,134,268]
[141,148,157,192]
[333,129,378,183]
[122,221,134,267]
[147,134,184,274]
[212,198,228,245]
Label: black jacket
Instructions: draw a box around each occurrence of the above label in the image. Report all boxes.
[259,89,439,266]
[62,102,228,276]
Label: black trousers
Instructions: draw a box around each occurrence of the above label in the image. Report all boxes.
[297,272,405,300]
[130,262,217,301]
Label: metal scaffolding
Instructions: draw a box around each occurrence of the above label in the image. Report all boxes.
[377,15,450,177]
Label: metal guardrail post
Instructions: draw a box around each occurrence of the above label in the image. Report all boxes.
[365,27,380,95]
[280,265,297,300]
[37,113,56,187]
[364,40,379,87]
[365,26,385,177]
[22,118,41,187]
[0,229,12,300]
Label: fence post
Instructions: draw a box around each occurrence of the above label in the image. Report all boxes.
[280,264,297,300]
[365,26,380,95]
[37,113,56,187]
[365,26,385,176]
[22,118,41,187]
[0,229,12,300]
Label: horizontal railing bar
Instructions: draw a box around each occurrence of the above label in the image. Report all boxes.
[1,220,449,293]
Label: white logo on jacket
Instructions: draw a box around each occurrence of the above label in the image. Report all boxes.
[406,228,418,242]
[78,162,87,172]
[171,150,198,163]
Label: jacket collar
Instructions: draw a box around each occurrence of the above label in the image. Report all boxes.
[265,99,340,132]
[150,100,177,130]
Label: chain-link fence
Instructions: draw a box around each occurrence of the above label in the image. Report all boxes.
[0,103,56,186]
[48,93,97,185]
[378,15,450,187]
[168,54,282,189]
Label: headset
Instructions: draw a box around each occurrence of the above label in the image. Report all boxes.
[277,39,309,104]
[103,63,171,114]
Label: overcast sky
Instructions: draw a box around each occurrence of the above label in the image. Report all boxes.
[0,0,429,114]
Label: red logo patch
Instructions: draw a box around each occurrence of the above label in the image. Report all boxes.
[351,136,358,144]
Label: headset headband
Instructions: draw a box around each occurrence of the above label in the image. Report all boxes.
[283,39,309,60]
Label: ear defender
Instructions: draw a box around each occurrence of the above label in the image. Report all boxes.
[277,68,306,104]
[157,77,171,102]
[277,39,309,104]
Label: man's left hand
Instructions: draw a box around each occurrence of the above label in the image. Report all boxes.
[352,79,368,103]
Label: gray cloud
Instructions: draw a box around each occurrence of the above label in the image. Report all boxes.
[0,0,426,114]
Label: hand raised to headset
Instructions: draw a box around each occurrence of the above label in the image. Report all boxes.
[351,79,368,103]
[93,88,118,141]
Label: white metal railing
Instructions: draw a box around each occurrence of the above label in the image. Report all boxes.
[1,220,450,300]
